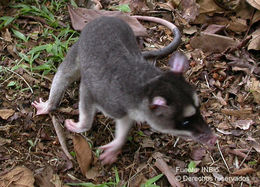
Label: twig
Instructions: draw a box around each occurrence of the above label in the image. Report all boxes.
[154,155,183,187]
[4,67,33,93]
[217,140,230,173]
[239,147,252,169]
[50,114,73,160]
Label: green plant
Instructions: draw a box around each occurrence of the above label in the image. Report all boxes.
[12,3,59,28]
[188,161,196,173]
[111,4,131,13]
[0,16,15,29]
[141,174,164,187]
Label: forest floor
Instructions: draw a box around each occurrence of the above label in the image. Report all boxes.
[0,0,259,187]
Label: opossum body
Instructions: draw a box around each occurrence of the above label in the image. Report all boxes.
[32,17,216,164]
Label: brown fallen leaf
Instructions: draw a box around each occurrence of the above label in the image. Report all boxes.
[129,173,147,187]
[190,147,207,161]
[119,0,149,13]
[51,115,73,160]
[34,167,55,187]
[0,137,12,146]
[248,28,260,50]
[141,137,155,148]
[198,0,223,14]
[228,17,248,33]
[247,0,260,10]
[153,152,183,187]
[221,108,252,117]
[73,134,93,176]
[246,136,260,153]
[0,166,35,187]
[203,24,225,34]
[249,77,260,104]
[68,5,147,36]
[181,0,199,22]
[85,165,101,180]
[3,28,12,42]
[227,149,251,160]
[232,120,254,130]
[190,32,239,53]
[0,109,15,120]
[232,167,255,175]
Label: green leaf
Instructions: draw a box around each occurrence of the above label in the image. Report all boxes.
[114,167,120,184]
[248,160,257,166]
[0,16,15,28]
[70,151,76,157]
[32,63,52,71]
[70,0,78,7]
[12,29,28,42]
[28,44,52,55]
[188,161,196,173]
[19,53,30,62]
[27,140,34,147]
[7,81,16,87]
[145,174,163,186]
[114,4,131,13]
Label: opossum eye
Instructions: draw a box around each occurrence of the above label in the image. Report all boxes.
[182,120,190,126]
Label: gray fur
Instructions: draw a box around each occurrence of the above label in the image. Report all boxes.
[33,17,216,164]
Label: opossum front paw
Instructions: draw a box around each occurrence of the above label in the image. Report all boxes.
[32,98,50,115]
[65,119,87,133]
[99,142,121,165]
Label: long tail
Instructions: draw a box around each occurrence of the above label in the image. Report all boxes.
[132,15,181,59]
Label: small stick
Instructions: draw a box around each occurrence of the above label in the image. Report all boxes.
[50,114,73,160]
[239,147,252,168]
[154,157,183,187]
[4,67,33,93]
[217,140,230,173]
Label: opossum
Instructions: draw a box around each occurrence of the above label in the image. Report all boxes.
[32,16,216,164]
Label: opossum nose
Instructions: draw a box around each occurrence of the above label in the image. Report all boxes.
[206,134,217,146]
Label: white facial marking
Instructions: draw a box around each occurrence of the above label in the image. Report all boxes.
[183,105,196,117]
[193,93,200,107]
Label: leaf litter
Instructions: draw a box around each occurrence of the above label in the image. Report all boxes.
[0,0,259,186]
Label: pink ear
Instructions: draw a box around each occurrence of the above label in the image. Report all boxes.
[169,52,189,73]
[152,96,167,106]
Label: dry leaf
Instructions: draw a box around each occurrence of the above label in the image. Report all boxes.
[3,28,12,42]
[247,0,260,10]
[50,174,63,187]
[198,0,223,14]
[73,134,93,176]
[246,136,260,153]
[249,77,260,104]
[190,32,238,53]
[204,24,225,34]
[190,147,207,160]
[0,166,35,187]
[233,120,254,130]
[68,6,147,36]
[252,10,260,23]
[119,0,149,13]
[232,167,255,175]
[228,17,248,33]
[34,167,55,187]
[141,137,154,148]
[0,137,12,146]
[248,28,260,50]
[153,152,184,187]
[0,109,15,120]
[85,166,101,180]
[181,0,199,22]
[129,173,147,187]
[183,26,198,35]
